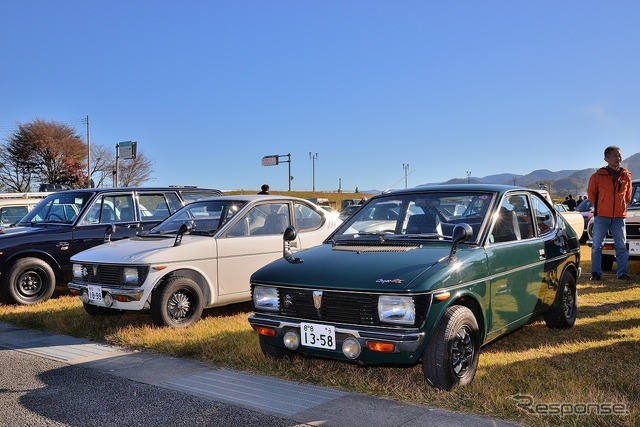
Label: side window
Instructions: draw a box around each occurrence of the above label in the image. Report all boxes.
[294,202,323,231]
[510,195,534,239]
[490,197,520,243]
[1,206,28,226]
[532,195,555,235]
[138,193,181,222]
[81,194,134,224]
[227,203,290,237]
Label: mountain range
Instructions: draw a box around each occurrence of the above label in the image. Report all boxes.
[432,152,640,198]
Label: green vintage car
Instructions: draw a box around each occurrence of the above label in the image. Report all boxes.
[248,185,581,390]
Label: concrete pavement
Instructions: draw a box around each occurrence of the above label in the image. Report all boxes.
[0,322,519,426]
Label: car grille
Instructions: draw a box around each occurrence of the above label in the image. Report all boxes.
[626,222,640,239]
[74,264,148,287]
[254,286,431,327]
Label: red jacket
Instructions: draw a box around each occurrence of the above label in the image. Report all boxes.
[587,167,632,218]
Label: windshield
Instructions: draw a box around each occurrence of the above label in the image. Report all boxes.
[148,200,247,235]
[333,191,495,244]
[19,191,93,224]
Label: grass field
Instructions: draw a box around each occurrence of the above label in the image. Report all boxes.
[1,245,638,427]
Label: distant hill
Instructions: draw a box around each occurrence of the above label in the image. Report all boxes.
[422,151,640,198]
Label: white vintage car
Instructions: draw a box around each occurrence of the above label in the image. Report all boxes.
[68,195,341,327]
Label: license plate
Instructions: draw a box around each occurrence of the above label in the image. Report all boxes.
[300,322,336,350]
[630,241,640,254]
[87,285,103,303]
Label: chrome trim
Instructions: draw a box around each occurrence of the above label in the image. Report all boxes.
[68,283,144,301]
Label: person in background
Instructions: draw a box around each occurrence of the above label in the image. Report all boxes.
[566,194,577,211]
[257,184,270,195]
[588,145,633,281]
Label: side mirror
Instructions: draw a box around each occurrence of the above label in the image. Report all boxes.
[449,223,473,262]
[283,225,303,264]
[174,222,192,247]
[104,224,116,242]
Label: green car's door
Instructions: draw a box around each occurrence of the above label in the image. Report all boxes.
[485,194,547,340]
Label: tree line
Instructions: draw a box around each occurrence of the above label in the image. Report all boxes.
[0,119,153,192]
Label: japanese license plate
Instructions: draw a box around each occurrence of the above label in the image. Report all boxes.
[629,241,640,255]
[300,322,336,350]
[87,285,103,303]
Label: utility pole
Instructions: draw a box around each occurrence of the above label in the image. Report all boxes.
[309,152,318,192]
[85,115,91,187]
[466,171,471,184]
[403,163,410,188]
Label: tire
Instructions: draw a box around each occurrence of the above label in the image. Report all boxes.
[83,303,121,316]
[1,257,56,305]
[151,277,204,328]
[601,254,614,272]
[258,335,296,360]
[422,306,480,390]
[544,271,577,329]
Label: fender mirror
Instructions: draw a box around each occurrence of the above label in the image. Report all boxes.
[449,223,473,262]
[174,222,192,246]
[104,224,116,242]
[283,225,303,264]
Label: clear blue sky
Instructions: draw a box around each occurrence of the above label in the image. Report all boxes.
[2,1,639,192]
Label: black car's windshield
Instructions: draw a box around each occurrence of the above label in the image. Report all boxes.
[19,191,93,224]
[333,191,495,245]
[148,200,247,236]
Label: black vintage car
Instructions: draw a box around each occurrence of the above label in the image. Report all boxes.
[0,187,222,305]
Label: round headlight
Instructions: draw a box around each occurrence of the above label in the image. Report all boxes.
[283,330,300,350]
[342,337,361,360]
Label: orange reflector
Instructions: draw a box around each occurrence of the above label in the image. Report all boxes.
[152,265,167,271]
[114,295,129,302]
[603,244,614,250]
[435,292,451,301]
[69,289,80,296]
[367,341,395,353]
[254,326,277,337]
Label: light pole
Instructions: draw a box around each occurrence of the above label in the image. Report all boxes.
[309,152,318,192]
[403,163,410,188]
[466,171,471,184]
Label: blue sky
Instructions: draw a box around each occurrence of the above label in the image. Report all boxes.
[2,1,639,192]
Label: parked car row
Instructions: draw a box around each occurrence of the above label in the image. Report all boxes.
[0,192,50,227]
[2,184,581,391]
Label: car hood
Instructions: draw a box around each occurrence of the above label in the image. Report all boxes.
[251,241,473,292]
[71,235,214,264]
[0,224,57,237]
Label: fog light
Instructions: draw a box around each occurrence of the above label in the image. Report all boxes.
[342,337,361,359]
[103,293,114,307]
[283,331,300,350]
[80,291,89,304]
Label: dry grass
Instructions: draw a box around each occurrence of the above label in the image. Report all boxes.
[1,245,638,427]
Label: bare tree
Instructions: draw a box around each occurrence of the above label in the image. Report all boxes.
[117,150,154,187]
[1,119,87,189]
[89,143,115,187]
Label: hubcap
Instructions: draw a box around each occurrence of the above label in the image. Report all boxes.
[451,325,474,377]
[562,285,574,318]
[18,271,43,297]
[167,291,192,321]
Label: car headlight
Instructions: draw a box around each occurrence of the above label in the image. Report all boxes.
[378,295,415,325]
[123,267,139,284]
[253,286,279,312]
[72,263,85,279]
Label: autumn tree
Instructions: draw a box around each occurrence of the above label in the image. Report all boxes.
[117,150,154,187]
[0,119,87,190]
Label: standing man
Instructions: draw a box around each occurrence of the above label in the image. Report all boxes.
[257,184,270,195]
[588,146,633,281]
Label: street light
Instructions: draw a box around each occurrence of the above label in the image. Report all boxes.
[466,171,471,184]
[309,152,318,192]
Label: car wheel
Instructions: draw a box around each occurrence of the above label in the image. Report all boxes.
[422,305,480,390]
[544,271,577,329]
[601,254,614,272]
[1,257,56,305]
[151,277,204,328]
[83,303,121,316]
[258,335,296,360]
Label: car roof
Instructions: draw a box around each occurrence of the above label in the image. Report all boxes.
[194,194,323,204]
[45,187,222,195]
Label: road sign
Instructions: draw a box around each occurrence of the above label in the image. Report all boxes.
[118,141,137,160]
[261,155,279,166]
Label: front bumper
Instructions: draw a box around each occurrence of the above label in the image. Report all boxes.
[68,282,147,310]
[248,313,427,365]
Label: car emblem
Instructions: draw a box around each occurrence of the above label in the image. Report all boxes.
[284,294,294,308]
[376,278,404,284]
[313,290,323,310]
[92,265,98,276]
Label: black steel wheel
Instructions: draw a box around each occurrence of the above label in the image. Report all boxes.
[544,271,577,329]
[423,305,480,390]
[151,277,204,328]
[1,257,56,305]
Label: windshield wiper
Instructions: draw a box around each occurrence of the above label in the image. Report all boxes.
[388,233,449,240]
